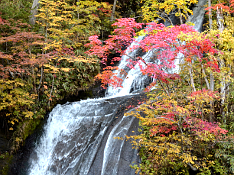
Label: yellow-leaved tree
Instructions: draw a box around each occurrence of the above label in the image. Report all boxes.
[35,0,112,106]
[0,0,113,152]
[140,0,198,24]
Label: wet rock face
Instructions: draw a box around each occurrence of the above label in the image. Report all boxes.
[0,118,13,173]
[0,133,8,153]
[11,93,146,175]
[188,0,208,32]
[0,133,9,170]
[0,118,12,152]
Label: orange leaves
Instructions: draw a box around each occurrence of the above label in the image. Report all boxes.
[0,19,47,79]
[205,1,234,14]
[205,3,231,13]
[187,89,220,104]
[95,66,123,89]
[0,51,12,60]
[127,87,228,173]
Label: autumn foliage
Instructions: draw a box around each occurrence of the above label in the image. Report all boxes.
[86,8,234,173]
[1,0,234,174]
[0,0,109,151]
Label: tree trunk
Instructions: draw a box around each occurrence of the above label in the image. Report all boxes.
[207,0,215,122]
[216,6,226,120]
[201,64,210,89]
[208,0,214,90]
[29,0,40,25]
[189,62,196,92]
[111,0,117,21]
[208,0,212,29]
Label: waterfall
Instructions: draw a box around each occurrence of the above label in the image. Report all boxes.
[27,33,148,175]
[27,34,146,174]
[105,35,146,97]
[25,1,207,174]
[27,95,142,175]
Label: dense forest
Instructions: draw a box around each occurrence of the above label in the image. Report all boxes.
[1,0,234,174]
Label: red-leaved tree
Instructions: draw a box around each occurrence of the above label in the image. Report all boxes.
[85,18,230,174]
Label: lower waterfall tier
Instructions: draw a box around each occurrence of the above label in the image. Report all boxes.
[11,93,146,175]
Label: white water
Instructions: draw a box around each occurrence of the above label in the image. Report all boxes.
[101,115,135,175]
[105,35,146,97]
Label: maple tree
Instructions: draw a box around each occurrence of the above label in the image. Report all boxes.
[85,9,234,173]
[0,18,49,151]
[36,0,113,52]
[126,89,227,174]
[0,0,113,152]
[86,18,218,92]
[35,0,101,106]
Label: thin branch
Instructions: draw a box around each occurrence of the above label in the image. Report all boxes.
[162,12,174,26]
[188,62,196,92]
[8,69,14,78]
[157,78,171,97]
[37,66,43,94]
[48,74,54,106]
[201,64,210,89]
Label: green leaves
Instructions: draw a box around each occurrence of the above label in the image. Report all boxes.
[0,0,32,22]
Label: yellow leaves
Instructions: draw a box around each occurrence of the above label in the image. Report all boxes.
[141,0,198,22]
[135,30,149,37]
[178,31,202,43]
[8,118,19,130]
[44,40,63,51]
[114,136,124,140]
[23,111,34,118]
[125,86,222,173]
[0,77,37,128]
[44,64,59,73]
[0,79,24,87]
[60,68,70,72]
[37,0,110,51]
[181,153,195,164]
[142,118,154,126]
[15,137,21,143]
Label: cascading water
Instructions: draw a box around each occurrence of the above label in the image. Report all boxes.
[25,1,207,174]
[27,96,140,175]
[27,35,147,175]
[105,35,146,97]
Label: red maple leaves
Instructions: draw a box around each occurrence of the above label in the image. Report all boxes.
[205,1,234,14]
[86,19,219,89]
